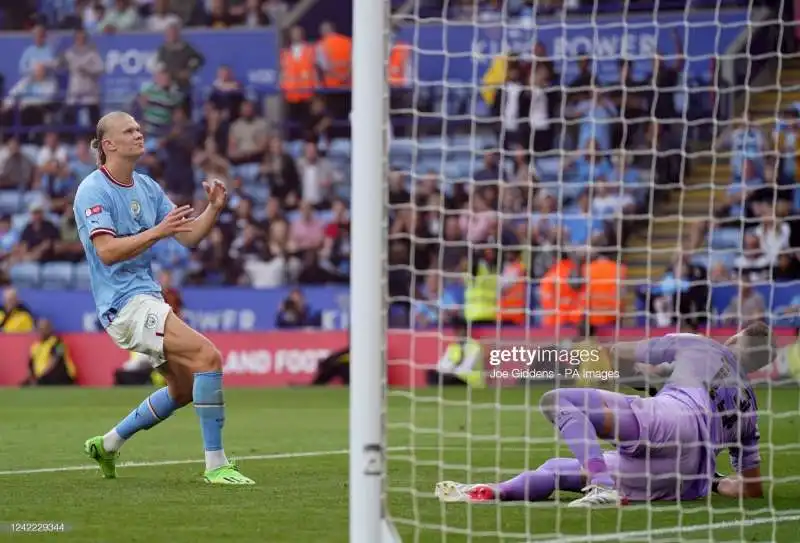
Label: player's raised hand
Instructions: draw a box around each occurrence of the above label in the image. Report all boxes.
[203,178,228,210]
[155,205,194,238]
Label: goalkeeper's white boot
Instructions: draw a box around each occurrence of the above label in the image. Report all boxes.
[435,481,498,503]
[567,484,623,508]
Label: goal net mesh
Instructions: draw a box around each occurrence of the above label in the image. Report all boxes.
[381,0,800,541]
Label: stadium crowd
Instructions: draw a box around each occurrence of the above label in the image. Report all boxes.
[0,0,797,333]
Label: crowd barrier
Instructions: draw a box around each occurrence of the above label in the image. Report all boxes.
[1,327,797,388]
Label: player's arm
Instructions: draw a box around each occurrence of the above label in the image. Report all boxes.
[715,466,763,499]
[93,205,194,265]
[173,180,227,248]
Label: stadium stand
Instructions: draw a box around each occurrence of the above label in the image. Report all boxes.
[0,0,797,334]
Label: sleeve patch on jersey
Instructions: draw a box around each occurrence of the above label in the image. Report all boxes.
[85,205,103,217]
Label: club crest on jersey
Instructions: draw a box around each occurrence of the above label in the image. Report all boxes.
[144,313,158,330]
[85,205,102,217]
[130,200,141,218]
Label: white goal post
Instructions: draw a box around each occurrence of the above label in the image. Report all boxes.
[350,0,800,542]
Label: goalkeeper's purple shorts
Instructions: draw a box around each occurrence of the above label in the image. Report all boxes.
[605,394,710,501]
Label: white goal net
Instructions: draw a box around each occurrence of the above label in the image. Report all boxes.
[368,0,800,541]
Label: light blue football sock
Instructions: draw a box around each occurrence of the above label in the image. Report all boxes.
[193,371,225,453]
[114,387,181,440]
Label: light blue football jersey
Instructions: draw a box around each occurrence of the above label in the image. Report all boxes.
[73,166,176,328]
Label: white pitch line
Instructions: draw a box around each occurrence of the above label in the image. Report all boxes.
[536,513,800,543]
[0,445,569,476]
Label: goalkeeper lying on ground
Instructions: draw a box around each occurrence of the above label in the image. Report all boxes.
[436,324,771,507]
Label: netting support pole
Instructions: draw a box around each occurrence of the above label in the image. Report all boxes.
[350,0,398,541]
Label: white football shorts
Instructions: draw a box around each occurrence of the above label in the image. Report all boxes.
[106,294,172,368]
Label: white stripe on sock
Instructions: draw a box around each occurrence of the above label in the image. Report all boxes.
[103,429,126,453]
[205,450,228,471]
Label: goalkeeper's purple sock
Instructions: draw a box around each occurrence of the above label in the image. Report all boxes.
[541,389,640,488]
[498,458,584,501]
[104,387,181,452]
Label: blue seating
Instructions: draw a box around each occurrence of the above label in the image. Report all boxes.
[10,262,41,288]
[0,191,21,215]
[285,140,304,159]
[40,262,74,289]
[328,139,352,160]
[73,262,92,290]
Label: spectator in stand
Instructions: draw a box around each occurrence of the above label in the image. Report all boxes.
[290,200,325,252]
[734,232,771,281]
[275,288,322,329]
[566,51,594,106]
[562,189,606,248]
[207,0,235,28]
[187,226,243,285]
[194,136,230,181]
[54,203,85,263]
[646,254,707,328]
[412,272,460,328]
[208,65,246,122]
[198,102,230,158]
[460,192,497,244]
[62,29,104,132]
[320,198,350,279]
[441,215,467,272]
[227,100,270,165]
[236,0,271,27]
[688,158,765,251]
[295,140,336,209]
[316,21,352,132]
[0,137,36,189]
[244,219,300,287]
[492,59,529,152]
[257,196,284,233]
[19,25,56,77]
[137,67,184,143]
[528,61,556,154]
[1,63,58,136]
[306,96,333,147]
[263,0,288,22]
[0,216,20,262]
[720,277,766,327]
[76,0,106,33]
[70,139,98,182]
[230,221,267,263]
[156,22,205,110]
[616,58,651,149]
[160,107,197,204]
[650,30,686,136]
[281,26,317,140]
[98,0,142,32]
[168,0,201,26]
[0,288,35,333]
[147,0,182,31]
[14,202,60,264]
[36,132,75,210]
[474,147,510,184]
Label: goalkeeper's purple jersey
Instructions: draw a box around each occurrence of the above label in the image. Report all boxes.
[634,333,761,475]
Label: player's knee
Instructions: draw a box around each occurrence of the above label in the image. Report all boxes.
[169,383,193,406]
[195,341,223,373]
[539,390,559,424]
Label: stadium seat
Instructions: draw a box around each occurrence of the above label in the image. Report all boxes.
[285,140,304,159]
[9,262,41,288]
[11,213,29,232]
[248,185,270,206]
[232,163,260,185]
[0,191,21,215]
[20,145,39,163]
[40,262,75,290]
[328,139,352,160]
[73,262,92,290]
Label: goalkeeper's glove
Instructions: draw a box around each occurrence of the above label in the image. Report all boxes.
[711,472,724,494]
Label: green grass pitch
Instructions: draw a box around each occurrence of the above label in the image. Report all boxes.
[1,386,799,542]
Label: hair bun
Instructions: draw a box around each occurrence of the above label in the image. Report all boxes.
[90,138,99,149]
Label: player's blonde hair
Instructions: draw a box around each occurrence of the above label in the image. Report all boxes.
[726,322,776,374]
[90,111,132,166]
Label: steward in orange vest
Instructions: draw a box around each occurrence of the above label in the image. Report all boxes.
[316,22,352,88]
[281,27,318,104]
[499,251,528,325]
[539,257,580,328]
[574,254,626,327]
[388,41,411,88]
